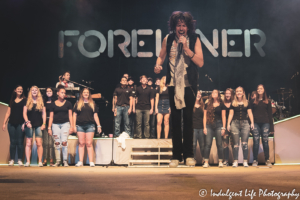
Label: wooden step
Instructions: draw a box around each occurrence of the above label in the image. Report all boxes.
[129,159,171,163]
[131,145,172,148]
[131,152,172,156]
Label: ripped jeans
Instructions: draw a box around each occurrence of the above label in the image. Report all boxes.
[252,123,270,161]
[52,122,70,162]
[230,120,250,161]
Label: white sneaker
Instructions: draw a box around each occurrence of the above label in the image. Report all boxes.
[185,158,196,166]
[18,160,24,166]
[63,160,69,167]
[265,160,272,167]
[243,161,249,167]
[203,162,209,168]
[252,160,258,167]
[52,162,61,167]
[8,160,14,166]
[169,160,179,168]
[24,162,30,167]
[38,162,43,167]
[75,161,83,167]
[90,162,95,167]
[218,162,223,168]
[232,161,238,168]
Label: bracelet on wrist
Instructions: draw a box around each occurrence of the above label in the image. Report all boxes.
[190,52,195,59]
[97,125,101,128]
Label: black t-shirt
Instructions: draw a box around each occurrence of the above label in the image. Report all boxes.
[8,98,26,125]
[230,102,251,120]
[251,100,274,132]
[135,85,155,110]
[45,102,52,118]
[73,102,99,126]
[223,103,231,122]
[27,103,43,127]
[113,86,132,106]
[193,107,204,129]
[50,100,72,124]
[156,87,169,100]
[204,103,225,122]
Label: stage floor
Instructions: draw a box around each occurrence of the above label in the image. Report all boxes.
[0,165,299,200]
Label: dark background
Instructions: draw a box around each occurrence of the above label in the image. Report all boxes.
[1,0,300,133]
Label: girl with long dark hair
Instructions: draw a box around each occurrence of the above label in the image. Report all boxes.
[193,91,205,164]
[222,88,234,166]
[203,89,226,168]
[2,85,26,166]
[73,88,102,167]
[48,85,73,167]
[251,84,274,167]
[42,87,55,166]
[23,86,46,167]
[227,86,254,168]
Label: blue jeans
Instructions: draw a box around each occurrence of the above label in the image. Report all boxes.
[231,120,250,160]
[114,106,130,137]
[204,120,223,160]
[7,123,25,160]
[25,126,43,138]
[252,123,270,161]
[52,122,70,162]
[193,129,205,160]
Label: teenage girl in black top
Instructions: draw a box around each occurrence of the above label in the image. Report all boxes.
[251,84,274,167]
[73,88,102,167]
[222,88,234,166]
[23,86,46,167]
[2,85,26,166]
[42,87,55,166]
[155,76,170,139]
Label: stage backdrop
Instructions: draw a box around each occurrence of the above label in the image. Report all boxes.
[1,0,300,133]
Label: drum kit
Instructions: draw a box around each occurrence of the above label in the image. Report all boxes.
[270,88,293,120]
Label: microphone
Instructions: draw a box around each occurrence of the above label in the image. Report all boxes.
[177,34,184,56]
[178,43,183,54]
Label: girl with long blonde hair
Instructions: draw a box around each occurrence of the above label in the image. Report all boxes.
[227,86,254,168]
[23,86,46,167]
[155,76,170,139]
[203,89,226,168]
[73,88,102,167]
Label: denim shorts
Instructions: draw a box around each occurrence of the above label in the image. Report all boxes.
[158,99,170,114]
[25,126,43,138]
[77,123,95,133]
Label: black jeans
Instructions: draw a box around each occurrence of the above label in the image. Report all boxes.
[42,121,54,161]
[169,86,195,161]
